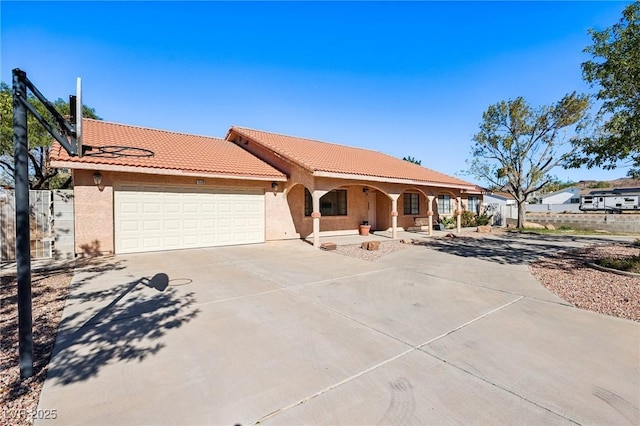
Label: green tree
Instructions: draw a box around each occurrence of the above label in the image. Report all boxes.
[569,2,640,176]
[465,93,590,228]
[540,177,577,194]
[402,155,422,165]
[0,82,100,189]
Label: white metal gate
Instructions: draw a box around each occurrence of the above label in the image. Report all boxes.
[0,190,53,262]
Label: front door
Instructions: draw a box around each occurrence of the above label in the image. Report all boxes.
[368,190,377,230]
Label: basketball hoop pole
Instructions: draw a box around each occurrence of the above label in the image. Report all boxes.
[12,68,82,378]
[12,69,33,378]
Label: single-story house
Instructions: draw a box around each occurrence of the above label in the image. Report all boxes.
[482,191,516,206]
[540,187,581,205]
[52,119,482,255]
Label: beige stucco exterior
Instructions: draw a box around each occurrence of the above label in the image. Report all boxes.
[72,169,287,255]
[66,129,483,255]
[72,164,483,255]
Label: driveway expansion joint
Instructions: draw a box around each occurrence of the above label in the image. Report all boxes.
[421,350,582,425]
[251,295,526,425]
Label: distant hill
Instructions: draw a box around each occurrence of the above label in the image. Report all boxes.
[577,178,640,189]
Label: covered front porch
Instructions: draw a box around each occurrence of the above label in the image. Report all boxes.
[285,179,482,248]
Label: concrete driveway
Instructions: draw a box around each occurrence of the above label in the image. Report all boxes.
[37,235,639,425]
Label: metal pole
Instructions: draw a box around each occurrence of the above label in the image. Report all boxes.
[13,68,33,378]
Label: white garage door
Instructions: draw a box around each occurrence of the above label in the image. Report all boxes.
[114,184,265,254]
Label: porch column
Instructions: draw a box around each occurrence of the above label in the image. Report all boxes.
[456,196,462,233]
[427,195,435,236]
[389,194,400,239]
[311,190,327,248]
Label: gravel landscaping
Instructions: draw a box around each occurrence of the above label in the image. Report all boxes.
[1,269,72,426]
[530,243,640,322]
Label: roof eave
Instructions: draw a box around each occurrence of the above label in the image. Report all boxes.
[313,171,476,190]
[51,160,287,182]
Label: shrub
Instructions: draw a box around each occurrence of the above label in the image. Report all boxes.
[597,256,640,273]
[439,216,456,229]
[476,214,491,226]
[461,211,476,227]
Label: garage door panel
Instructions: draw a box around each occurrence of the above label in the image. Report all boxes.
[143,237,162,250]
[120,220,140,232]
[183,219,198,230]
[120,203,139,214]
[115,185,264,254]
[164,219,180,231]
[183,203,199,214]
[143,220,161,231]
[218,218,232,229]
[164,203,180,214]
[247,217,262,227]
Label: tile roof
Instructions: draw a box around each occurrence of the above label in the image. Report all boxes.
[488,191,516,200]
[229,126,475,188]
[51,119,286,179]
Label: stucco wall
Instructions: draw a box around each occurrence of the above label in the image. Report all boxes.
[73,169,114,255]
[72,169,281,255]
[286,183,371,238]
[265,191,299,240]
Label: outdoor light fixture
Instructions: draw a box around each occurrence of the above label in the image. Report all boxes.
[362,187,369,194]
[271,182,279,195]
[93,172,104,191]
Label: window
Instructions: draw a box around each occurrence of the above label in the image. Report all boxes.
[305,189,347,216]
[570,197,580,204]
[304,189,312,216]
[468,196,479,214]
[403,193,420,215]
[437,195,451,214]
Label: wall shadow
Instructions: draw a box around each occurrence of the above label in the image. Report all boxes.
[45,271,199,385]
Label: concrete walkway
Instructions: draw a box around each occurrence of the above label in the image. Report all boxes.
[36,235,639,425]
[303,228,474,246]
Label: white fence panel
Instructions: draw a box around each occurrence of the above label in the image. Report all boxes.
[0,190,53,262]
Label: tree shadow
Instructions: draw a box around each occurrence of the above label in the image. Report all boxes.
[413,233,618,265]
[78,239,103,257]
[45,271,200,385]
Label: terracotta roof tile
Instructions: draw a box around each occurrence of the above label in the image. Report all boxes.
[51,119,286,179]
[230,127,474,188]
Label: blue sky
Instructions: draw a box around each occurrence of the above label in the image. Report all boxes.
[1,1,633,184]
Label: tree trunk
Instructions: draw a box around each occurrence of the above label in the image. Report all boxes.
[516,200,526,228]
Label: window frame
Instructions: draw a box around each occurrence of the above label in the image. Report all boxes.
[437,195,451,214]
[467,196,479,214]
[403,192,420,215]
[305,189,348,216]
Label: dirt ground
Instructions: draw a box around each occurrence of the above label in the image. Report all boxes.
[1,269,72,426]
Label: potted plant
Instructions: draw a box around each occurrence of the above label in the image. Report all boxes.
[359,220,371,236]
[438,216,455,230]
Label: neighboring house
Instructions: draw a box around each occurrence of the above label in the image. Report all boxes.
[481,191,518,225]
[52,119,481,255]
[540,187,581,205]
[483,192,516,206]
